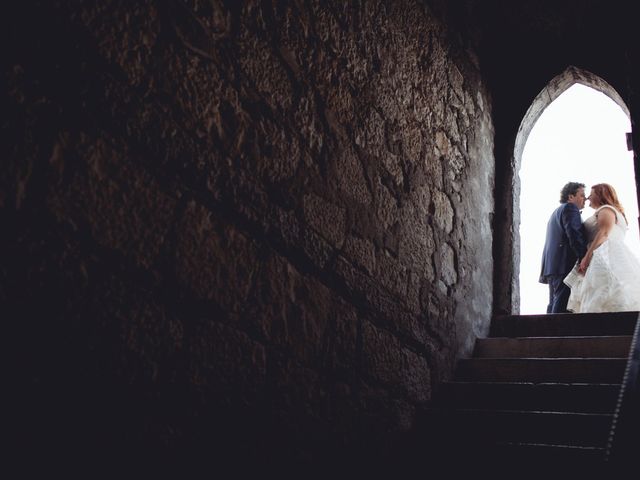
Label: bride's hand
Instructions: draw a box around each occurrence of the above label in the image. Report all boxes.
[579,256,589,273]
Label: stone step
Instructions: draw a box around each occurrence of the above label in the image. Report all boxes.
[425,441,608,473]
[490,312,638,338]
[434,381,621,413]
[474,335,632,358]
[454,358,626,383]
[490,442,606,464]
[431,409,612,448]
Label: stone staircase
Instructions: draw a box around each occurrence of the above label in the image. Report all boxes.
[427,311,638,468]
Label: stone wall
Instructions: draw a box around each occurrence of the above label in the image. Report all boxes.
[2,0,494,470]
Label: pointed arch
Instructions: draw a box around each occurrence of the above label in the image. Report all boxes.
[511,66,632,313]
[514,66,630,173]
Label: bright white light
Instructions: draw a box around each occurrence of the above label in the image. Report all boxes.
[519,83,639,314]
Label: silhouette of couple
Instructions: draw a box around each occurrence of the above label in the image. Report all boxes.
[539,181,640,313]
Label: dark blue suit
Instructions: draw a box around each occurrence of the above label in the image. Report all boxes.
[539,202,587,313]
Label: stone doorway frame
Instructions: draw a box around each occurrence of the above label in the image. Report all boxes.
[498,65,636,314]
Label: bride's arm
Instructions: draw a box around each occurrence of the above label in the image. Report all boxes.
[579,207,616,273]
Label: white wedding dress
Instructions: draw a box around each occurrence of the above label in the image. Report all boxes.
[565,206,640,313]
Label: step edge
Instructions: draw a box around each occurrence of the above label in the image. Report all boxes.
[441,380,622,387]
[458,357,628,361]
[478,335,633,341]
[427,408,614,417]
[495,441,606,451]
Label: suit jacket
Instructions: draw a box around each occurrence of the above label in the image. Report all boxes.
[539,202,588,283]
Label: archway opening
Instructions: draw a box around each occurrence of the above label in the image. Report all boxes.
[518,83,639,314]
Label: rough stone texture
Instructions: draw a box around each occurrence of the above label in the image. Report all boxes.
[362,321,431,403]
[1,0,496,473]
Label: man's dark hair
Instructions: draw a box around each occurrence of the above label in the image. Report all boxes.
[559,182,585,203]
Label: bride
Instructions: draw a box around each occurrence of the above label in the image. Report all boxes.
[565,183,640,313]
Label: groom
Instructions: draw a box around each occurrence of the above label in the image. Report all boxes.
[539,182,588,313]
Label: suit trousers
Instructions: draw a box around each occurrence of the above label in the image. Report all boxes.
[547,275,571,313]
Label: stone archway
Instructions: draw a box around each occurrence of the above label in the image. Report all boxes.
[514,66,630,174]
[511,66,632,313]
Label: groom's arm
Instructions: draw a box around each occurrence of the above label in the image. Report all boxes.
[561,203,587,260]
